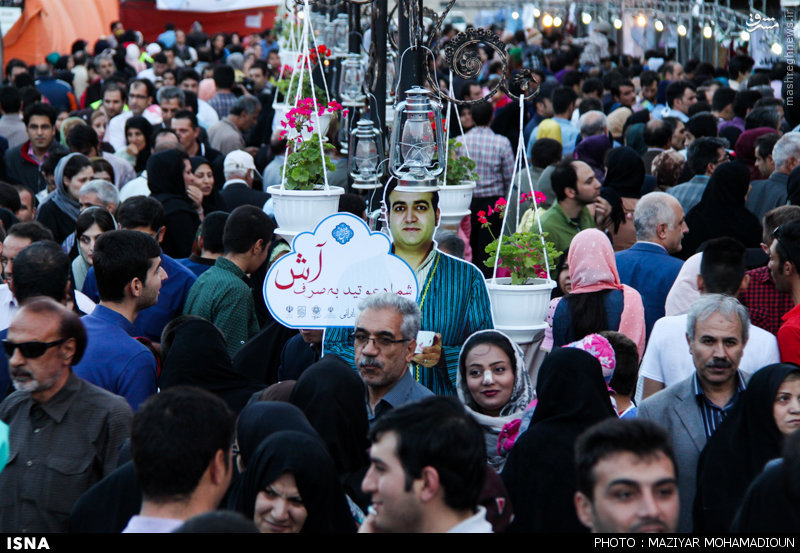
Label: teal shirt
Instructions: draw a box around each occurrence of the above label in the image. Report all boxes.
[183,257,259,358]
[538,202,596,255]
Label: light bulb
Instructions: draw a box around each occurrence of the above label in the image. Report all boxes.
[533,8,540,18]
[512,11,519,20]
[613,18,623,30]
[401,116,435,167]
[740,30,750,41]
[703,24,712,39]
[582,12,592,25]
[636,14,647,27]
[654,20,664,32]
[677,24,687,36]
[553,16,562,27]
[772,42,783,55]
[542,14,553,27]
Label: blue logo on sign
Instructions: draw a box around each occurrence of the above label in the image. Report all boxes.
[332,223,354,244]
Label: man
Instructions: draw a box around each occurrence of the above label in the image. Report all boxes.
[81,197,197,342]
[0,86,27,149]
[0,298,132,532]
[667,137,728,214]
[33,63,76,112]
[740,206,800,335]
[641,119,674,175]
[277,328,323,381]
[522,93,554,145]
[657,81,696,123]
[184,205,273,358]
[219,150,269,210]
[100,81,126,120]
[638,294,751,532]
[74,231,165,411]
[711,87,737,126]
[324,182,494,396]
[81,53,116,108]
[246,59,276,149]
[177,69,219,129]
[66,124,135,189]
[459,101,514,276]
[721,89,762,134]
[663,116,687,152]
[208,96,261,155]
[123,387,234,532]
[747,133,799,223]
[727,55,755,91]
[107,78,161,152]
[608,80,636,112]
[171,109,221,163]
[360,396,491,533]
[13,185,36,222]
[353,294,432,423]
[177,211,228,277]
[527,86,579,157]
[615,192,687,337]
[208,65,238,119]
[574,419,679,533]
[635,70,659,112]
[532,158,605,255]
[578,110,607,140]
[156,86,185,128]
[5,103,67,195]
[78,179,119,213]
[769,220,800,364]
[639,238,779,400]
[137,52,168,84]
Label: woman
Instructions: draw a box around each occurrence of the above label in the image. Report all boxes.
[36,153,94,243]
[501,347,616,532]
[550,228,646,357]
[695,364,800,533]
[456,330,533,471]
[59,116,85,147]
[190,156,227,215]
[116,115,153,174]
[160,317,264,414]
[209,33,229,62]
[651,149,686,191]
[239,431,356,533]
[573,133,612,184]
[681,162,762,259]
[72,206,116,292]
[600,146,647,251]
[90,158,115,184]
[147,149,200,258]
[734,128,780,182]
[90,110,109,150]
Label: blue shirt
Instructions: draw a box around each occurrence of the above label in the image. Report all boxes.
[368,368,433,425]
[177,255,215,278]
[82,254,197,342]
[73,305,157,411]
[694,371,746,440]
[526,116,580,158]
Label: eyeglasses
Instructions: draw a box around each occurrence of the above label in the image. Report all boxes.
[351,332,409,348]
[2,338,68,358]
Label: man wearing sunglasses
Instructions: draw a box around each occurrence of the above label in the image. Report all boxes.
[354,293,432,425]
[769,220,800,364]
[0,298,132,532]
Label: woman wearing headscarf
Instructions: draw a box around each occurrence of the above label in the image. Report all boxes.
[160,317,264,414]
[550,228,646,358]
[600,146,648,251]
[115,115,153,174]
[238,431,357,533]
[189,156,227,215]
[36,153,94,243]
[456,330,533,471]
[651,149,686,191]
[624,122,647,156]
[535,118,562,144]
[695,364,800,533]
[681,162,762,259]
[147,149,201,258]
[573,133,612,184]
[734,128,780,181]
[289,355,371,511]
[502,348,617,533]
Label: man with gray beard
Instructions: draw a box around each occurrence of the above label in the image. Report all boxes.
[353,293,432,426]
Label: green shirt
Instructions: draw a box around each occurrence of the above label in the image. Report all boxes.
[183,256,259,358]
[538,202,596,255]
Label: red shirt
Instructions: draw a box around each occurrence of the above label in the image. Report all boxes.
[739,266,794,335]
[778,302,800,364]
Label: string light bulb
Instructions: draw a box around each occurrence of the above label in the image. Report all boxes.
[582,12,592,25]
[677,23,687,36]
[654,20,664,32]
[553,16,562,27]
[511,11,519,20]
[636,14,646,27]
[703,24,712,39]
[542,13,553,27]
[772,42,783,55]
[533,8,540,18]
[740,30,750,41]
[613,18,623,29]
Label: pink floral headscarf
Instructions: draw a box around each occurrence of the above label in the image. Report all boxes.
[566,333,616,383]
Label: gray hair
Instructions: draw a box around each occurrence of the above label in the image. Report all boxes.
[686,294,749,344]
[94,53,113,71]
[633,192,677,241]
[356,293,421,341]
[772,133,800,171]
[79,179,119,209]
[579,110,607,137]
[156,86,186,106]
[229,96,261,117]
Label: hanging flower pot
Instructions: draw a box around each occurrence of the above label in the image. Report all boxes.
[269,184,344,236]
[437,181,475,229]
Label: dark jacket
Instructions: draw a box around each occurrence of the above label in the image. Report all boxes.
[5,140,68,194]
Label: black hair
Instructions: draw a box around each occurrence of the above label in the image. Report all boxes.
[745,107,781,131]
[116,196,165,232]
[129,78,155,101]
[369,396,485,511]
[459,331,517,386]
[458,80,480,102]
[124,116,154,173]
[666,81,694,108]
[581,77,604,97]
[13,241,71,305]
[552,86,578,115]
[551,158,578,202]
[222,205,275,255]
[531,138,562,168]
[600,330,639,397]
[0,181,21,213]
[733,89,762,119]
[23,102,57,125]
[611,79,634,98]
[643,118,674,148]
[700,237,746,295]
[639,70,659,88]
[686,112,718,139]
[200,211,228,254]
[729,55,755,79]
[575,418,677,500]
[384,179,440,213]
[62,154,92,188]
[177,68,201,84]
[0,86,21,113]
[101,80,127,103]
[562,70,585,89]
[773,219,800,269]
[131,386,235,502]
[171,109,198,129]
[711,87,737,113]
[66,124,99,155]
[8,221,53,243]
[212,64,235,89]
[469,101,493,126]
[338,193,366,218]
[755,132,781,162]
[76,206,115,241]
[578,97,603,116]
[92,230,161,302]
[687,137,728,176]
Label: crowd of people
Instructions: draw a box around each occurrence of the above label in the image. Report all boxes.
[0,12,797,534]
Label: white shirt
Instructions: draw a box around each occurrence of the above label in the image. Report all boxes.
[636,313,780,403]
[197,99,220,130]
[0,283,95,331]
[118,171,150,202]
[447,506,493,533]
[107,107,163,152]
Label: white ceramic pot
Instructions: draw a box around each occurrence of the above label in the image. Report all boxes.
[279,50,301,69]
[268,184,345,234]
[285,113,332,142]
[485,277,556,328]
[438,181,476,214]
[272,103,289,133]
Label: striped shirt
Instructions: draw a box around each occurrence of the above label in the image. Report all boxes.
[457,126,515,198]
[694,371,746,439]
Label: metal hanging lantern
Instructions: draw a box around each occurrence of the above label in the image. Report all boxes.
[338,54,365,105]
[388,86,446,188]
[331,14,350,57]
[349,118,384,189]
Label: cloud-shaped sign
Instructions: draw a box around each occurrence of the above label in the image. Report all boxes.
[264,213,419,328]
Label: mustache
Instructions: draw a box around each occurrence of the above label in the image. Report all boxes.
[706,358,733,368]
[11,369,33,380]
[358,355,383,369]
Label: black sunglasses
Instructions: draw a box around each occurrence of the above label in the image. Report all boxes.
[2,338,68,359]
